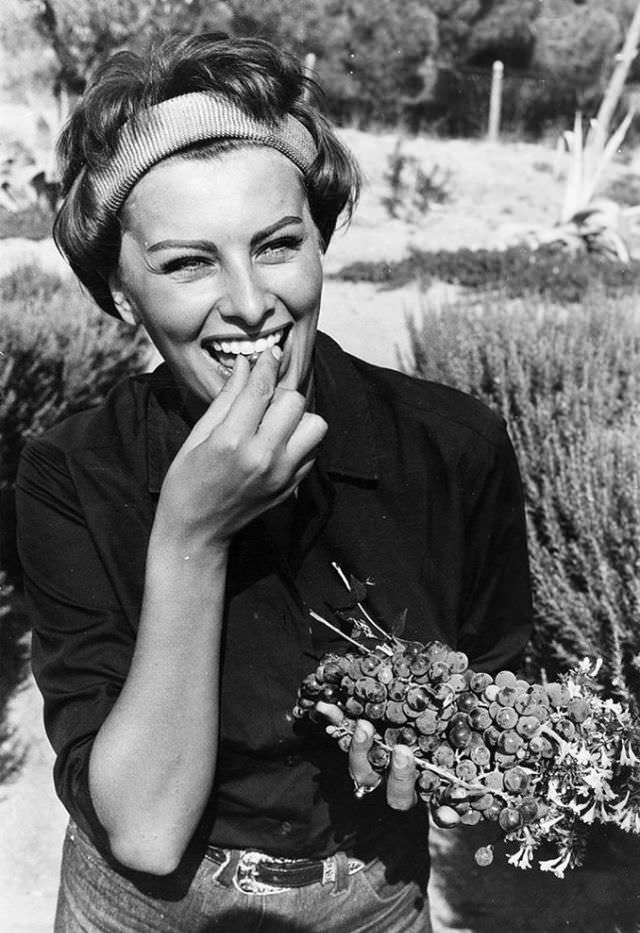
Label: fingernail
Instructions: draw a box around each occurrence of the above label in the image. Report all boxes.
[272,345,283,361]
[394,747,413,769]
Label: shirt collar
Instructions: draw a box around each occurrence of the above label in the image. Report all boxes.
[144,331,380,494]
[313,332,380,482]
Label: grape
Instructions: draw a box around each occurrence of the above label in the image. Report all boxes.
[410,655,431,677]
[470,792,495,811]
[428,661,450,682]
[474,845,494,867]
[344,697,365,717]
[499,807,523,831]
[321,660,345,683]
[432,805,461,828]
[365,701,386,720]
[406,685,431,712]
[483,684,500,702]
[417,734,440,754]
[418,769,440,794]
[415,710,438,735]
[360,655,381,675]
[398,725,418,746]
[388,679,408,701]
[469,707,492,730]
[470,743,492,767]
[449,651,469,674]
[449,722,473,749]
[470,672,493,694]
[456,760,478,782]
[385,700,407,724]
[567,698,590,723]
[516,715,540,739]
[519,797,539,822]
[498,730,523,755]
[503,766,530,794]
[461,809,482,825]
[368,746,391,770]
[457,692,479,713]
[495,670,517,689]
[555,718,577,741]
[494,707,518,730]
[433,744,456,769]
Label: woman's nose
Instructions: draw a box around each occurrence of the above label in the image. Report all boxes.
[216,260,275,328]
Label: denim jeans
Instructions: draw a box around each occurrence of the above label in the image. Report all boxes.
[54,821,432,932]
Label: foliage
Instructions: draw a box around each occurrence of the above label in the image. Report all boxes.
[0,576,28,787]
[381,139,452,221]
[0,203,55,240]
[335,243,640,304]
[532,0,623,111]
[0,263,149,784]
[403,292,640,708]
[0,265,149,584]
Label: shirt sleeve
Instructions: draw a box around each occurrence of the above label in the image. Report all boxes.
[16,437,136,848]
[457,423,533,674]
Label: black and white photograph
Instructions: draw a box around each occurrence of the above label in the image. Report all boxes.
[2,2,640,931]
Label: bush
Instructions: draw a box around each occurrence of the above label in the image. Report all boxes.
[0,203,56,240]
[336,244,640,305]
[0,265,150,584]
[404,292,640,708]
[0,264,149,782]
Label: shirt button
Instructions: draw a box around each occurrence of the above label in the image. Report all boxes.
[284,755,299,767]
[279,821,293,836]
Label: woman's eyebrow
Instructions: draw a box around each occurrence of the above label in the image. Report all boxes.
[145,216,303,254]
[147,238,217,254]
[250,215,303,245]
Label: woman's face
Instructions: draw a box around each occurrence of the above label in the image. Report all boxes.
[112,147,324,414]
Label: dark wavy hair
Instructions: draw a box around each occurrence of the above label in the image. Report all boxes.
[54,33,360,318]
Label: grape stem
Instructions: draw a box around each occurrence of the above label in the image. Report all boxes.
[308,610,373,654]
[331,562,395,645]
[332,722,510,802]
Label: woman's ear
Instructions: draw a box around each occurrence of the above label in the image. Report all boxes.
[108,273,138,326]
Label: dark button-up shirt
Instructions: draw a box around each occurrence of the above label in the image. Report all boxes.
[16,332,532,862]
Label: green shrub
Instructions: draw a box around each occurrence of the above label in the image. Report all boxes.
[404,292,640,707]
[336,244,640,305]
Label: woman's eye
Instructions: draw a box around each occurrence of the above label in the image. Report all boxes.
[161,256,212,278]
[259,237,303,262]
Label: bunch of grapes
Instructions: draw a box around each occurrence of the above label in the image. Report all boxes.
[294,633,640,875]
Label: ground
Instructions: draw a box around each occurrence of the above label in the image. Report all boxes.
[2,128,640,932]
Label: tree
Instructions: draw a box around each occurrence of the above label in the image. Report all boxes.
[532,0,624,110]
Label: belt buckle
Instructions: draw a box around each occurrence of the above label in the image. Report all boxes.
[234,850,287,896]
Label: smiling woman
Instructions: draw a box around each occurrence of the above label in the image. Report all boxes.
[15,31,532,933]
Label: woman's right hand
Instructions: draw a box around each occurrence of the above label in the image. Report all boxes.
[156,345,328,548]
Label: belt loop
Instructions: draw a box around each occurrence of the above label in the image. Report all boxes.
[332,851,350,894]
[212,850,235,886]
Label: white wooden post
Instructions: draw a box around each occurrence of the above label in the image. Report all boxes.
[303,53,317,100]
[488,60,504,142]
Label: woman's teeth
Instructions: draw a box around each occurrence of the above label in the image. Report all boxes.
[205,328,285,366]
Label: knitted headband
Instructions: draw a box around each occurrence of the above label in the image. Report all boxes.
[85,92,318,215]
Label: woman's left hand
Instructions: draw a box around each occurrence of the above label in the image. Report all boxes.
[315,702,418,810]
